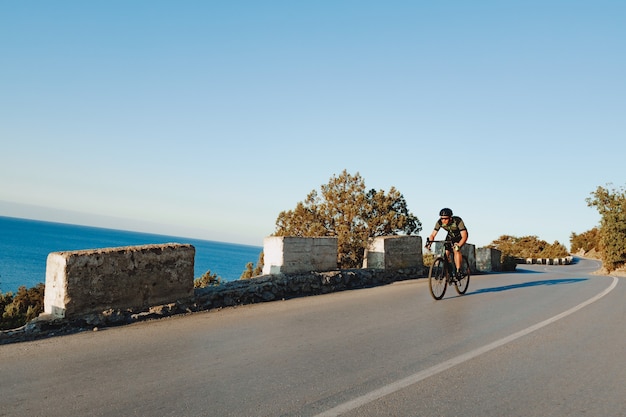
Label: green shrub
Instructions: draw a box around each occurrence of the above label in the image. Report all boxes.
[194,270,222,288]
[0,283,45,330]
[487,235,569,259]
[586,184,626,271]
[570,227,601,253]
[422,252,435,268]
[240,251,264,280]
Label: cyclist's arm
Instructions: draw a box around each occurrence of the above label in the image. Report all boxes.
[428,220,442,242]
[426,229,438,246]
[458,229,468,247]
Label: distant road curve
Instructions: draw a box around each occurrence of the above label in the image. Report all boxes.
[1,258,623,417]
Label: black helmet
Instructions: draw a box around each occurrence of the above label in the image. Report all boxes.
[439,208,453,217]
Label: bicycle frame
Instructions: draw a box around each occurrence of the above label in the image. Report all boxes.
[426,238,470,300]
[428,240,456,274]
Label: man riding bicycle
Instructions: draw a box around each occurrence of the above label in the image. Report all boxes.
[426,208,469,279]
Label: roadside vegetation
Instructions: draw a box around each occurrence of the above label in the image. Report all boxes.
[4,178,626,330]
[193,270,222,288]
[0,283,45,331]
[584,184,626,272]
[194,251,264,288]
[273,170,422,269]
[487,235,569,259]
[240,251,264,280]
[570,227,600,255]
[487,235,569,271]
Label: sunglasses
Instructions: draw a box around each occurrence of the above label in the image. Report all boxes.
[440,217,451,221]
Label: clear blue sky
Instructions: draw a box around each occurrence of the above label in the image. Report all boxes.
[2,1,624,249]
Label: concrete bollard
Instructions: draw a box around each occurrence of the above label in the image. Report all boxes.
[262,236,338,275]
[363,236,423,270]
[44,243,195,318]
[476,247,502,272]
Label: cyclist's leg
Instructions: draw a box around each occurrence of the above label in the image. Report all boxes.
[443,239,453,264]
[451,236,463,272]
[454,256,470,295]
[443,239,455,280]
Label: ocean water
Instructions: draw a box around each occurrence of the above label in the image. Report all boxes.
[0,216,263,294]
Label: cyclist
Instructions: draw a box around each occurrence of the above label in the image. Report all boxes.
[425,208,469,279]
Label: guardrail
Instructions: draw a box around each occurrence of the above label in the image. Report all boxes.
[517,256,574,265]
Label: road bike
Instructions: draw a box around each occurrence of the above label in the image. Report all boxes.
[425,238,470,300]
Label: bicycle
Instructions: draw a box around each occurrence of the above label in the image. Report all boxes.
[425,238,470,300]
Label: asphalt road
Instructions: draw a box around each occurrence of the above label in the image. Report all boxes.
[1,258,624,417]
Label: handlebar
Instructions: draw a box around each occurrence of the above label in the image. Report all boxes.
[426,238,447,244]
[425,239,458,251]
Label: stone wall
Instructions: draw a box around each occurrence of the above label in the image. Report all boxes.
[363,235,423,271]
[44,243,195,319]
[463,244,476,272]
[194,268,422,311]
[2,267,424,344]
[476,247,502,272]
[262,236,338,275]
[4,237,501,344]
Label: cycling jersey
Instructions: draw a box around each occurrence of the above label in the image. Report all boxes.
[434,216,467,243]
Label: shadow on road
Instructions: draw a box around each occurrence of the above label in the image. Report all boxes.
[513,268,544,274]
[468,278,588,295]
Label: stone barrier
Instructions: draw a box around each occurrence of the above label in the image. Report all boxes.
[262,236,338,275]
[523,256,573,265]
[2,267,423,344]
[194,268,422,311]
[4,236,520,344]
[476,247,502,272]
[44,243,195,319]
[363,235,423,271]
[463,244,477,272]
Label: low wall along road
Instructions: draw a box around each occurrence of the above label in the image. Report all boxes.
[1,236,569,344]
[44,243,195,319]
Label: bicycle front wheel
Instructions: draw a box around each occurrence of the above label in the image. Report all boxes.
[454,256,470,295]
[429,257,447,300]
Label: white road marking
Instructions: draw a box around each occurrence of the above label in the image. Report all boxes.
[315,276,619,417]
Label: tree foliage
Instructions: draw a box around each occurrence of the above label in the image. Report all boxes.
[570,227,601,254]
[0,283,45,330]
[194,270,222,288]
[487,235,569,259]
[586,184,626,271]
[240,251,264,280]
[274,170,421,268]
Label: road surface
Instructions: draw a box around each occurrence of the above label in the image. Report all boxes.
[1,258,624,416]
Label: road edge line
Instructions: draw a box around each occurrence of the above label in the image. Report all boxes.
[315,275,619,417]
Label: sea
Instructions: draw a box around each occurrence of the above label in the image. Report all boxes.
[0,216,263,294]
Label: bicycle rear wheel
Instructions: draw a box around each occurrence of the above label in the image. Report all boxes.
[454,257,470,295]
[429,257,447,300]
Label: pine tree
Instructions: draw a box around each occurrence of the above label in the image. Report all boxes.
[274,170,421,268]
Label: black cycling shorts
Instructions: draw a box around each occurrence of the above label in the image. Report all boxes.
[446,234,462,244]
